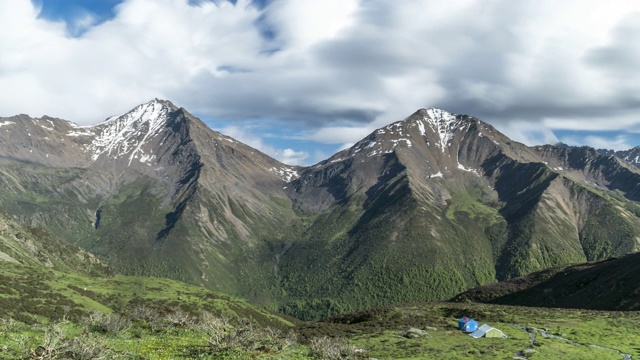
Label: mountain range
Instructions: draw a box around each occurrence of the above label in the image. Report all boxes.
[1,99,640,320]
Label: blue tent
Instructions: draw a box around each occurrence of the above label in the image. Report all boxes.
[458,316,479,332]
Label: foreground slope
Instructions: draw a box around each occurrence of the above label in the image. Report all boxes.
[3,300,638,359]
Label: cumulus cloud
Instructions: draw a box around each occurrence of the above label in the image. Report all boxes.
[1,0,640,165]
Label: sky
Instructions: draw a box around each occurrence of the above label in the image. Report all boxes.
[1,0,639,165]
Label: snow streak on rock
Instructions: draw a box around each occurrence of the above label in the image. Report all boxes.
[423,108,461,153]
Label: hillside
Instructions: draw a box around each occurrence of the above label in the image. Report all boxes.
[0,261,292,328]
[2,298,638,359]
[451,251,640,311]
[0,212,111,276]
[2,101,640,320]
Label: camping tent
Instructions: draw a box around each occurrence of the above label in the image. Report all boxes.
[469,324,507,338]
[457,317,479,332]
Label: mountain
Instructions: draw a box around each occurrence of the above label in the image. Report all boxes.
[597,146,640,168]
[0,99,297,292]
[2,101,640,320]
[450,251,640,311]
[276,109,640,318]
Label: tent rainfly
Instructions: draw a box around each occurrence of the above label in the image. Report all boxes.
[457,317,479,332]
[469,324,507,338]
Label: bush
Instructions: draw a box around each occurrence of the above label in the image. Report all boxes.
[28,321,111,359]
[309,336,367,360]
[86,311,131,334]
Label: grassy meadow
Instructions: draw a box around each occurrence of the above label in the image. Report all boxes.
[1,261,638,360]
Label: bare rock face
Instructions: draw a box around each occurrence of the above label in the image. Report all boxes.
[2,101,640,320]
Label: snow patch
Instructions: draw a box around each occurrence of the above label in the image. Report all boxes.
[423,108,461,153]
[139,154,156,164]
[67,130,92,137]
[430,171,443,178]
[270,166,299,182]
[457,163,481,176]
[391,139,412,147]
[417,121,426,136]
[626,155,640,164]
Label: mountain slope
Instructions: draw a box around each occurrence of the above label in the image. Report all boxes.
[276,108,640,319]
[597,146,640,168]
[0,100,297,294]
[451,251,640,311]
[0,212,111,276]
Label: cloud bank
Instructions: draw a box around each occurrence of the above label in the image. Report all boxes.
[1,0,640,164]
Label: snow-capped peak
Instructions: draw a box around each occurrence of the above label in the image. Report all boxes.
[86,99,174,163]
[101,99,174,125]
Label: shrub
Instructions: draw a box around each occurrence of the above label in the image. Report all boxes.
[309,336,367,360]
[28,321,111,359]
[164,309,196,328]
[86,311,131,334]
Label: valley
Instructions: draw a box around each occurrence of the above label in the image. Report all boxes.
[2,100,640,358]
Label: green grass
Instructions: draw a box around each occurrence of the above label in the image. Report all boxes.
[0,261,293,329]
[444,187,501,223]
[2,258,640,360]
[300,302,640,360]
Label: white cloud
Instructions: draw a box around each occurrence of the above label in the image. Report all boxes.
[277,148,309,165]
[303,126,374,144]
[1,0,640,158]
[495,121,560,147]
[219,124,308,165]
[561,134,632,151]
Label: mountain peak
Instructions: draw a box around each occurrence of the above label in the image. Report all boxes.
[83,99,179,163]
[421,107,457,121]
[410,107,468,153]
[102,98,176,125]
